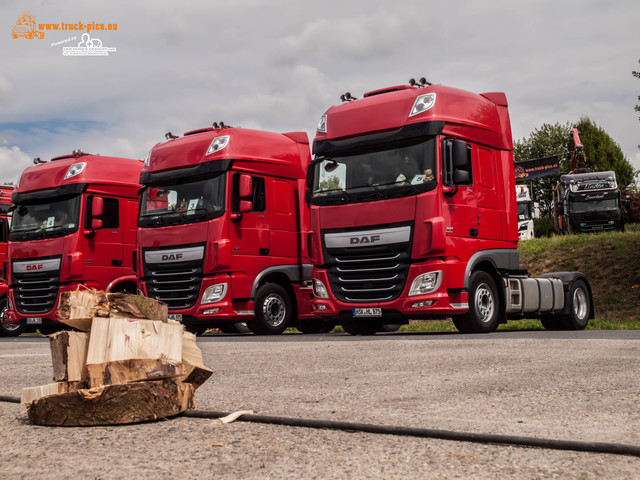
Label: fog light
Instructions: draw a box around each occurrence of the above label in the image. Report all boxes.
[411,301,434,308]
[316,304,328,311]
[203,308,220,315]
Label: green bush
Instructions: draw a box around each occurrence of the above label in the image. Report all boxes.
[533,215,555,237]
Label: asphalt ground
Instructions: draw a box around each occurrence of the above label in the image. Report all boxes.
[1,330,639,479]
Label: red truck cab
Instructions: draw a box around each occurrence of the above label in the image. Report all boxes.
[137,126,319,335]
[4,152,143,335]
[0,186,16,336]
[307,81,592,334]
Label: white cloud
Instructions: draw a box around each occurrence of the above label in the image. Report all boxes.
[0,145,33,184]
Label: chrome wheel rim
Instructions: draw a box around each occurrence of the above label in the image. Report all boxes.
[475,283,495,323]
[262,294,286,327]
[573,287,588,320]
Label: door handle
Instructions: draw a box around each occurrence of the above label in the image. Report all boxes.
[259,248,270,255]
[111,260,122,266]
[469,229,478,237]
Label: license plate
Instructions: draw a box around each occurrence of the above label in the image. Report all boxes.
[352,308,382,317]
[26,317,43,325]
[168,314,183,322]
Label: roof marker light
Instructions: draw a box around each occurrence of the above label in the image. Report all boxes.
[409,93,436,117]
[206,135,230,155]
[64,162,86,180]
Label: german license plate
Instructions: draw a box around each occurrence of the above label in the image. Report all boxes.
[168,314,183,322]
[26,317,43,325]
[352,308,382,317]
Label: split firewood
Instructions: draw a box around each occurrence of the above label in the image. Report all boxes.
[57,289,109,331]
[85,317,184,388]
[49,331,89,382]
[181,331,213,389]
[26,379,194,426]
[21,381,85,405]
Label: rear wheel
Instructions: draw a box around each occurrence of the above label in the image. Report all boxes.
[453,271,500,333]
[560,279,590,330]
[0,301,25,337]
[540,315,564,331]
[247,284,292,335]
[341,319,380,336]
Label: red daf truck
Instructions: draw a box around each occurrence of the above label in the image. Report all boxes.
[0,186,17,336]
[137,125,321,335]
[307,79,594,334]
[2,152,143,336]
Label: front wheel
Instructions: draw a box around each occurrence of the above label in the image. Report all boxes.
[452,271,500,333]
[219,322,251,334]
[247,284,292,335]
[0,302,25,337]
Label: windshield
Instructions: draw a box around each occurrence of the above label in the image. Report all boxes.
[311,138,436,205]
[569,198,619,214]
[10,195,81,241]
[139,174,226,227]
[517,202,532,221]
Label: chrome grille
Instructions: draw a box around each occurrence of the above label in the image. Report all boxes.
[323,227,412,303]
[13,270,60,315]
[143,252,204,310]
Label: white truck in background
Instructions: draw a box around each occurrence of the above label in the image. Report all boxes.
[516,185,537,240]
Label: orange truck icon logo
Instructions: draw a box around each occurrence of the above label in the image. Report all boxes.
[11,11,44,39]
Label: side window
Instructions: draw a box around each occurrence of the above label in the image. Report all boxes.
[85,196,119,229]
[231,173,266,213]
[0,218,7,243]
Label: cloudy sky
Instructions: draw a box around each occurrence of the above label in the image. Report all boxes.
[1,0,639,185]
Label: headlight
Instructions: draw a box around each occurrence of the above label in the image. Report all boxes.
[64,162,86,179]
[569,183,578,193]
[206,135,230,155]
[408,271,442,296]
[201,283,228,304]
[317,115,327,133]
[313,279,329,299]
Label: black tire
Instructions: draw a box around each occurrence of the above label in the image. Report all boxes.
[298,319,337,334]
[185,324,208,336]
[453,271,500,333]
[341,319,380,336]
[559,279,591,330]
[219,322,251,334]
[540,315,564,331]
[247,284,292,335]
[0,300,25,337]
[378,324,402,333]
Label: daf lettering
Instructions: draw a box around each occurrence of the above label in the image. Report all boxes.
[162,253,183,261]
[350,235,381,245]
[26,264,44,271]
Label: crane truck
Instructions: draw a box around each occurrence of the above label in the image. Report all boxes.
[306,79,594,334]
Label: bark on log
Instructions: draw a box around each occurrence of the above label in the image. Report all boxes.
[106,293,168,321]
[27,380,194,426]
[86,358,186,388]
[57,289,109,331]
[49,331,89,382]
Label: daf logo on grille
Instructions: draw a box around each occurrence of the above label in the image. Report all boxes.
[161,253,183,261]
[26,264,44,271]
[350,235,381,245]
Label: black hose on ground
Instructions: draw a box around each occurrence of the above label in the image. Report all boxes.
[2,395,638,458]
[183,409,640,458]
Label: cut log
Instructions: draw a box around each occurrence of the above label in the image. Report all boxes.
[181,331,213,390]
[86,358,186,388]
[21,381,85,405]
[26,379,194,426]
[49,331,89,382]
[106,293,168,321]
[57,289,109,331]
